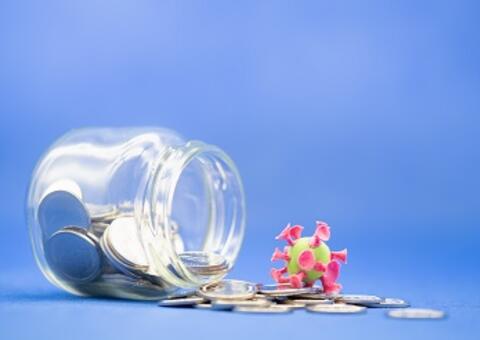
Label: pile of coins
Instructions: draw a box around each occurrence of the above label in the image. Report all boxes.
[39,187,228,298]
[158,279,446,319]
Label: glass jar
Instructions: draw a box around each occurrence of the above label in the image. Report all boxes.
[26,127,246,300]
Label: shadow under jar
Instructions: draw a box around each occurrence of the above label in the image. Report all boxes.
[26,127,246,300]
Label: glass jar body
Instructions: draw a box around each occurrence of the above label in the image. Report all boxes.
[26,127,246,300]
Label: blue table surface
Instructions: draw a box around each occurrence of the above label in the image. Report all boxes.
[1,229,479,340]
[1,1,480,339]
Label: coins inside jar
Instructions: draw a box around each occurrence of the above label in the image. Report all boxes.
[179,251,229,276]
[38,190,91,240]
[87,204,122,223]
[197,279,257,300]
[44,226,102,283]
[100,217,149,275]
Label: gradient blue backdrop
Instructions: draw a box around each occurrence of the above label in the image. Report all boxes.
[1,1,479,339]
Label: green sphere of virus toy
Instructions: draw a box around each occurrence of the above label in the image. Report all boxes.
[287,237,331,283]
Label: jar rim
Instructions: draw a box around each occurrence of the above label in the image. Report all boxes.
[144,140,246,288]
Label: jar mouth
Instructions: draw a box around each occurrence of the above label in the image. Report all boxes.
[143,141,246,288]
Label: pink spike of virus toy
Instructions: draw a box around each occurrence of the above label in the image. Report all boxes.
[270,220,348,294]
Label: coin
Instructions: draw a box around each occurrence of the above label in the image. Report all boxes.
[336,294,383,305]
[285,298,334,305]
[158,296,206,307]
[44,226,102,283]
[296,292,337,300]
[101,217,149,275]
[211,298,272,310]
[233,305,293,314]
[198,279,257,300]
[387,308,446,319]
[81,273,165,299]
[279,301,306,309]
[164,288,198,299]
[195,303,213,309]
[257,283,314,297]
[89,222,110,237]
[363,298,410,308]
[94,273,167,296]
[179,251,229,276]
[88,204,120,223]
[38,190,90,240]
[100,273,156,287]
[306,303,367,314]
[43,179,83,199]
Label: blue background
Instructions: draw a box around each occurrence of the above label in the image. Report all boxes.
[1,1,479,339]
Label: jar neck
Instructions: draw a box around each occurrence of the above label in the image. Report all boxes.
[139,140,246,288]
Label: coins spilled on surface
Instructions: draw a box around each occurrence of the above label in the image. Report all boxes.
[388,308,446,320]
[158,279,446,319]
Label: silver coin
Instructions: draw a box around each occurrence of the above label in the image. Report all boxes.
[164,288,198,299]
[211,298,272,310]
[233,305,293,314]
[89,222,110,237]
[77,273,168,300]
[195,303,213,309]
[336,294,383,305]
[279,301,306,309]
[118,201,134,211]
[198,279,257,300]
[298,286,341,300]
[88,204,120,223]
[38,190,90,240]
[100,235,130,276]
[363,298,410,308]
[285,298,334,306]
[43,179,83,199]
[45,226,102,283]
[272,296,289,304]
[180,251,229,276]
[101,217,149,274]
[158,296,205,307]
[257,283,314,297]
[307,303,367,314]
[98,258,118,275]
[387,308,446,319]
[296,292,338,300]
[99,273,166,291]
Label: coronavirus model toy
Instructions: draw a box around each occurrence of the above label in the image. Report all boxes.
[270,221,348,294]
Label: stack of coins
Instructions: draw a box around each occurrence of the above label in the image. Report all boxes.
[39,186,227,298]
[158,280,446,319]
